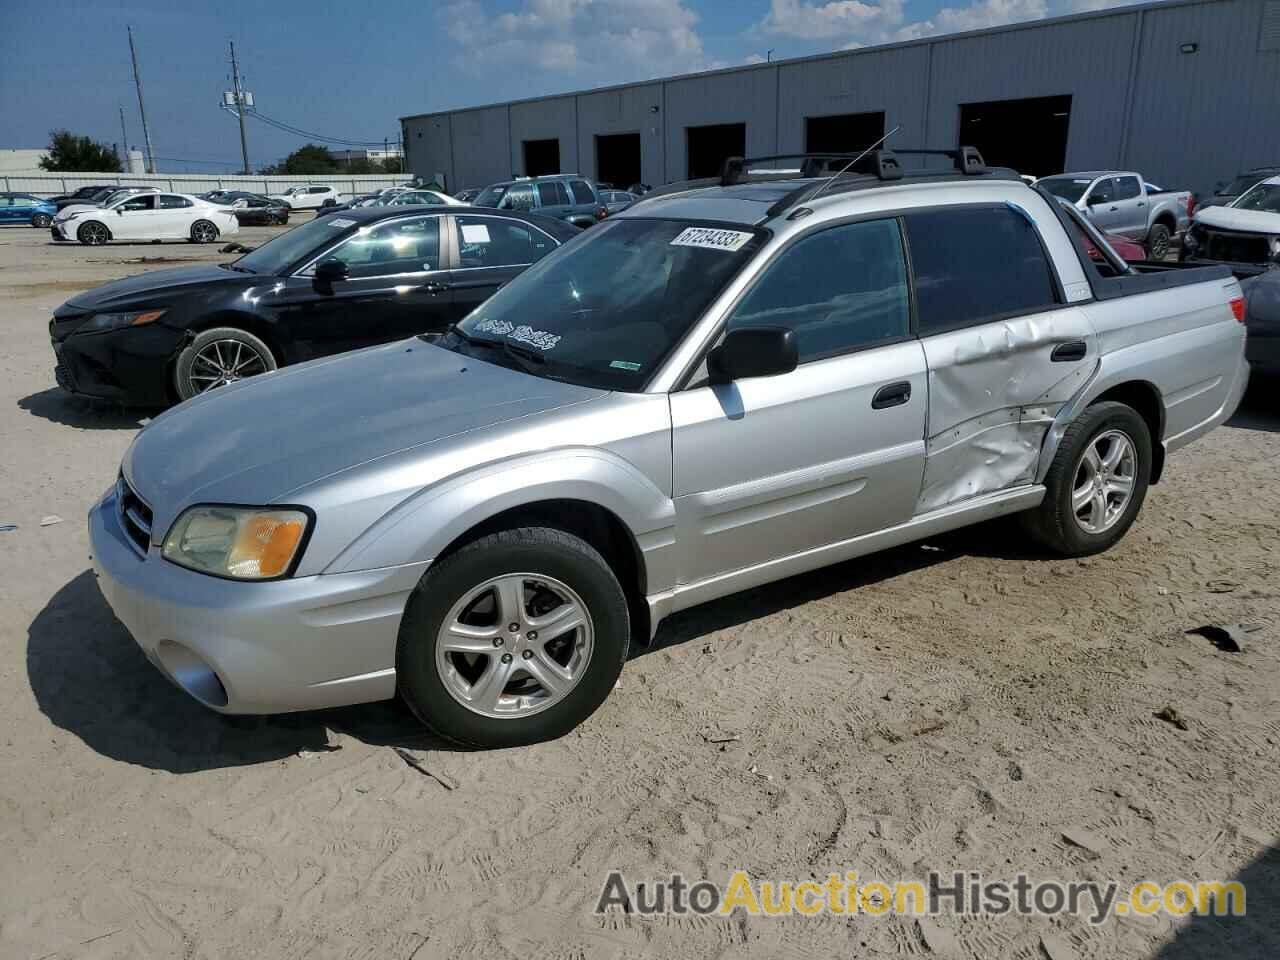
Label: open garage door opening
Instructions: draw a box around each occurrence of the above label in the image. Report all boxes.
[523,139,561,177]
[686,123,746,180]
[595,133,641,189]
[805,112,886,155]
[959,95,1072,179]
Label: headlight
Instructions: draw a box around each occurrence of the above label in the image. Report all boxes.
[83,309,167,332]
[162,506,310,580]
[59,212,81,222]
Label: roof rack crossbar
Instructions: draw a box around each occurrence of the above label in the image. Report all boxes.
[723,145,987,187]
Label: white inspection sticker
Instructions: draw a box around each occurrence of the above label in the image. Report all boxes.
[670,227,754,252]
[327,217,356,228]
[461,223,491,243]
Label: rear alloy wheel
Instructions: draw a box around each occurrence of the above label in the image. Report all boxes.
[1020,401,1151,556]
[174,327,277,401]
[77,221,109,245]
[1147,223,1172,261]
[32,213,52,228]
[397,527,630,747]
[190,220,219,244]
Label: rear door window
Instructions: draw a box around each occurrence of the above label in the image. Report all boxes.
[455,215,555,268]
[569,180,595,204]
[536,182,571,207]
[159,195,192,209]
[1114,176,1141,201]
[903,206,1060,336]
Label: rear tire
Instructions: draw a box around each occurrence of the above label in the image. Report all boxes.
[1147,223,1172,261]
[1020,401,1152,556]
[190,220,219,244]
[397,527,630,747]
[173,327,276,401]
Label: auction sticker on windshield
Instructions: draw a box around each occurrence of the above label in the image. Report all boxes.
[670,227,754,252]
[327,217,356,228]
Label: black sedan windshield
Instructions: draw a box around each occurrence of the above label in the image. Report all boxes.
[443,218,765,390]
[233,215,357,274]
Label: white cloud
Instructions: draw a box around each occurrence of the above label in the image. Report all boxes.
[444,0,721,83]
[758,0,1131,48]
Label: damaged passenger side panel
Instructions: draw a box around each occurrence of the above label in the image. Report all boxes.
[917,308,1098,513]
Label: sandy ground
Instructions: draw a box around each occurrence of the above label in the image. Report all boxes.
[0,220,1277,960]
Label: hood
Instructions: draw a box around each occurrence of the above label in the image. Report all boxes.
[61,264,249,314]
[123,340,602,529]
[56,202,107,217]
[1194,206,1280,235]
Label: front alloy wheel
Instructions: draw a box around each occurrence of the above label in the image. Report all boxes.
[435,573,593,718]
[173,326,277,401]
[77,221,109,245]
[398,527,630,747]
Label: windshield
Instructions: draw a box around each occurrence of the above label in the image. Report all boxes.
[1232,183,1280,214]
[1038,177,1092,203]
[1221,174,1271,196]
[473,184,510,207]
[233,215,357,274]
[442,218,765,391]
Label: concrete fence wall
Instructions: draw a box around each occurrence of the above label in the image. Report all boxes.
[3,172,412,198]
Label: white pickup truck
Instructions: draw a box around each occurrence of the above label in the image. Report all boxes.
[1038,171,1193,260]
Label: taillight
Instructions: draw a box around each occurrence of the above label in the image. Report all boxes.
[1229,297,1246,323]
[1186,194,1196,217]
[597,206,608,220]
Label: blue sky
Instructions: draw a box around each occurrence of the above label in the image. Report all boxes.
[1,0,1138,173]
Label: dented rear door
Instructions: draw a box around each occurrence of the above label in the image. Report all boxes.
[903,205,1098,513]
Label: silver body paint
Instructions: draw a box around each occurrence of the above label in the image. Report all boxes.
[89,176,1248,714]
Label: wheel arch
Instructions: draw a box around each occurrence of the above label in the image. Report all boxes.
[1151,211,1178,235]
[1037,377,1167,485]
[320,450,677,640]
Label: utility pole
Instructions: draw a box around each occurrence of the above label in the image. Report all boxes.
[229,41,251,174]
[127,26,156,173]
[118,106,130,169]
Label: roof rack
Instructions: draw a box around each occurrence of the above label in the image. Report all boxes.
[720,146,987,186]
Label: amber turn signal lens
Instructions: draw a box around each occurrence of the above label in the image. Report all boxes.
[131,310,167,326]
[228,514,307,578]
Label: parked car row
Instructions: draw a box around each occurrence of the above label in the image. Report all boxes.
[76,145,1251,746]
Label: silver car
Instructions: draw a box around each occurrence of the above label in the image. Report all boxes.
[89,149,1248,747]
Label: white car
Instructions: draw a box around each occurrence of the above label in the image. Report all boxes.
[52,192,240,246]
[1183,175,1280,270]
[267,185,343,209]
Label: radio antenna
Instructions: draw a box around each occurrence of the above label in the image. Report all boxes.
[808,124,901,203]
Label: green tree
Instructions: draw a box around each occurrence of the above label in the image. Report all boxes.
[380,156,404,174]
[38,130,122,172]
[259,143,338,176]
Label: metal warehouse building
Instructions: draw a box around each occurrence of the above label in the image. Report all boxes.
[402,0,1279,196]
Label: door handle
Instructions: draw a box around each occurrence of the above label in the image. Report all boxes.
[872,381,912,409]
[421,281,450,294]
[1108,206,1118,211]
[1051,340,1087,362]
[1136,201,1145,207]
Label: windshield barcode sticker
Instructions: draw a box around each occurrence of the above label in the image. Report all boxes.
[327,217,356,228]
[670,227,753,252]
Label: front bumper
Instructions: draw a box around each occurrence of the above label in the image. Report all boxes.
[89,486,428,714]
[51,220,73,240]
[50,317,186,405]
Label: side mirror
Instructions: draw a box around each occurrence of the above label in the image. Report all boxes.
[314,259,349,285]
[708,327,797,383]
[1085,194,1103,206]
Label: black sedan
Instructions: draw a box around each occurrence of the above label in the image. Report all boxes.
[50,206,579,405]
[231,193,291,226]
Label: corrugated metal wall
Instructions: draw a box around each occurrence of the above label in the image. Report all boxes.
[403,0,1277,195]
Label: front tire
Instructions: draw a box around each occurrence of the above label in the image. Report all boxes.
[1020,401,1152,556]
[77,221,109,245]
[173,327,277,401]
[190,220,219,244]
[32,213,52,228]
[1147,223,1172,261]
[397,527,630,747]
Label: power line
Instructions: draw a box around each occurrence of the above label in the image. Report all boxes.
[243,108,391,147]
